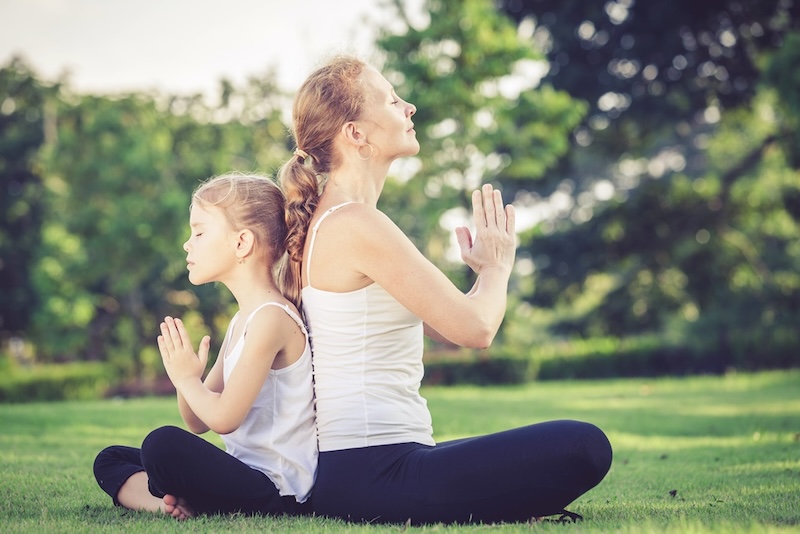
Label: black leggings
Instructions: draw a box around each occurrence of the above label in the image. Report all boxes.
[312,420,612,525]
[93,425,310,516]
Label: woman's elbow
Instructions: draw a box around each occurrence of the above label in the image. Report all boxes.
[462,326,496,349]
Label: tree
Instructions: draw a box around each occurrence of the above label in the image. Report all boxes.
[497,0,800,366]
[31,70,290,379]
[376,0,585,290]
[0,58,54,340]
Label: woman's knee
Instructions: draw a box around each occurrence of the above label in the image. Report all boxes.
[571,421,613,484]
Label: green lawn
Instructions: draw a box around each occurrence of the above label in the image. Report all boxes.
[1,370,798,533]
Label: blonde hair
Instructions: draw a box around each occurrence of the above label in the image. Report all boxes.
[278,55,367,306]
[191,172,297,306]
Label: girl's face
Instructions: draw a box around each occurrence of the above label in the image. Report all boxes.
[357,66,419,160]
[183,204,239,285]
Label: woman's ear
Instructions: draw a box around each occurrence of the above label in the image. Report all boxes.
[341,121,368,147]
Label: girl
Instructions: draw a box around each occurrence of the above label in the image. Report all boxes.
[93,173,317,519]
[278,56,612,525]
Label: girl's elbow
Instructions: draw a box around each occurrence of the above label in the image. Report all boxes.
[207,414,245,435]
[209,421,239,435]
[186,421,209,435]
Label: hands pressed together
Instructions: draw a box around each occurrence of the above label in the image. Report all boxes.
[157,316,210,389]
[455,183,516,275]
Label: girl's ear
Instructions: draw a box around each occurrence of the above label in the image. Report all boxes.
[236,229,255,261]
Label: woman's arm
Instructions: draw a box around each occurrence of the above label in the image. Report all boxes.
[158,310,289,435]
[423,274,482,344]
[327,184,516,348]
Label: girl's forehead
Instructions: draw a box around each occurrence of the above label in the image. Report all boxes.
[189,203,225,225]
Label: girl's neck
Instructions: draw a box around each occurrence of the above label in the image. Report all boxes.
[226,271,284,315]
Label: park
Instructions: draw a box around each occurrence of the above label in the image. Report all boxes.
[1,0,799,531]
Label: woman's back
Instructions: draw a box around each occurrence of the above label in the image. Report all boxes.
[302,205,434,452]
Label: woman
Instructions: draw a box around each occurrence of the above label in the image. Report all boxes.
[278,55,612,525]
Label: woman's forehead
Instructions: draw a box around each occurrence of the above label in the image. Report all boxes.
[361,66,393,96]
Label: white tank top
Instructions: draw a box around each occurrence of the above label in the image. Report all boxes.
[301,203,435,452]
[220,302,317,503]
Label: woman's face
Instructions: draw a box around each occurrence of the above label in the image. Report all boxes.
[357,66,419,161]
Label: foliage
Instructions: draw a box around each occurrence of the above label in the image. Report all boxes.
[0,57,56,337]
[493,0,800,361]
[376,0,585,287]
[2,1,800,380]
[1,371,798,532]
[0,360,113,402]
[10,62,292,377]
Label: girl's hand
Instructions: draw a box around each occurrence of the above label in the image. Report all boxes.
[157,317,210,390]
[455,183,516,275]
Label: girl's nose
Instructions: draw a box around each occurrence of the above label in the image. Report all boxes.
[183,240,190,252]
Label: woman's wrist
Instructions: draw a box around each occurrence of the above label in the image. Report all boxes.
[477,262,512,277]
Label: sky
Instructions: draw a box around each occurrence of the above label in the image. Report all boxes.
[0,0,392,100]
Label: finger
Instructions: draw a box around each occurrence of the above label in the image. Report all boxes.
[505,204,516,234]
[472,189,486,228]
[482,184,495,227]
[198,336,210,367]
[156,335,169,359]
[165,317,183,349]
[455,227,473,256]
[159,322,174,352]
[174,318,192,350]
[492,189,505,227]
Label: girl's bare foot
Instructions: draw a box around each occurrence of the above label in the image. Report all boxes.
[162,494,195,520]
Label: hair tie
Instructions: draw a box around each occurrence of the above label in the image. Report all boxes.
[294,148,309,161]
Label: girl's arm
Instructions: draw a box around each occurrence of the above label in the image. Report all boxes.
[328,184,516,349]
[175,347,224,434]
[158,309,294,435]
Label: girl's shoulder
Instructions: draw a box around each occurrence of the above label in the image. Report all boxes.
[246,300,303,330]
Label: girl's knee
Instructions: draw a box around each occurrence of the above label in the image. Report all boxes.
[141,426,184,464]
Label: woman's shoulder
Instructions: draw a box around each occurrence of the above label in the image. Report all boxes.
[316,202,400,240]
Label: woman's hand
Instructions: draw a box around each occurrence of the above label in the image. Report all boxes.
[456,183,516,275]
[157,316,210,390]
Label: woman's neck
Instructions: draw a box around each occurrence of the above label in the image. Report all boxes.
[325,161,390,207]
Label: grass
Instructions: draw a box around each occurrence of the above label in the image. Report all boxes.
[0,370,798,533]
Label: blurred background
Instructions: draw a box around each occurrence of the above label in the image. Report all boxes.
[1,0,798,401]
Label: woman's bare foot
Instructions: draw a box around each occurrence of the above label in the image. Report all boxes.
[162,494,195,520]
